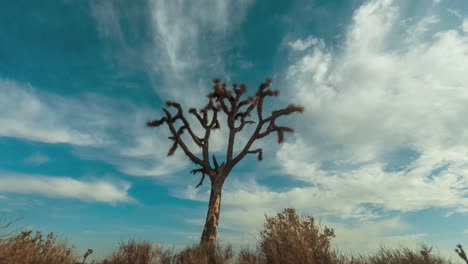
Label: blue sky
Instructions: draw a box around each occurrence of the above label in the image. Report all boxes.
[1,0,468,261]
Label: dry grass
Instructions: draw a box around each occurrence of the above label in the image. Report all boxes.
[0,230,78,264]
[99,241,233,264]
[336,244,453,264]
[176,243,233,264]
[97,242,454,264]
[0,208,458,264]
[100,240,175,264]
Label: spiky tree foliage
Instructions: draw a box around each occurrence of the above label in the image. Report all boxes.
[147,78,303,244]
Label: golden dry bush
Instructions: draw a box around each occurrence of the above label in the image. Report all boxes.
[237,247,261,264]
[257,208,337,264]
[0,230,78,264]
[100,241,233,264]
[332,244,454,264]
[175,243,233,264]
[101,240,175,264]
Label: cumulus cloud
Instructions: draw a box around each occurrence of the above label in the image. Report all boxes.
[288,36,321,51]
[0,172,132,203]
[268,0,468,225]
[277,0,468,218]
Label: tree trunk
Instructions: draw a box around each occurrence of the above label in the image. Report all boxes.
[200,178,224,244]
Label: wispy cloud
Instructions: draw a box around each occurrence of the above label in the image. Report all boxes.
[89,0,122,40]
[0,80,103,145]
[0,172,132,203]
[0,78,190,178]
[147,0,253,106]
[405,15,440,42]
[447,8,462,19]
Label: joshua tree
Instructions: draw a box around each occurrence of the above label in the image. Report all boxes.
[455,244,468,264]
[147,78,303,244]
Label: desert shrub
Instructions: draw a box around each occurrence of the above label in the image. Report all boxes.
[0,230,78,264]
[257,208,337,264]
[334,244,453,264]
[176,243,233,264]
[101,241,234,264]
[237,247,261,264]
[362,244,451,264]
[101,240,175,264]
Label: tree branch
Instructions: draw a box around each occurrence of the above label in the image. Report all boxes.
[189,108,208,129]
[231,78,303,167]
[162,108,205,167]
[212,155,219,172]
[192,168,207,188]
[166,101,203,147]
[234,115,256,132]
[258,125,294,141]
[247,148,263,161]
[146,117,167,127]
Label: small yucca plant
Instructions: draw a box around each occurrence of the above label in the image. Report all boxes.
[455,244,468,264]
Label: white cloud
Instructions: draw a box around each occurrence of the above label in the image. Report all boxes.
[462,19,468,33]
[0,80,102,145]
[272,0,468,221]
[406,15,440,42]
[278,0,468,217]
[0,79,192,178]
[147,0,253,106]
[0,172,132,203]
[447,8,462,19]
[288,36,321,51]
[89,0,122,39]
[330,218,427,254]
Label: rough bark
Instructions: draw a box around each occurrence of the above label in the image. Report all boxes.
[200,177,224,244]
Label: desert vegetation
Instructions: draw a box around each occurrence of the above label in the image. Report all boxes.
[0,208,462,264]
